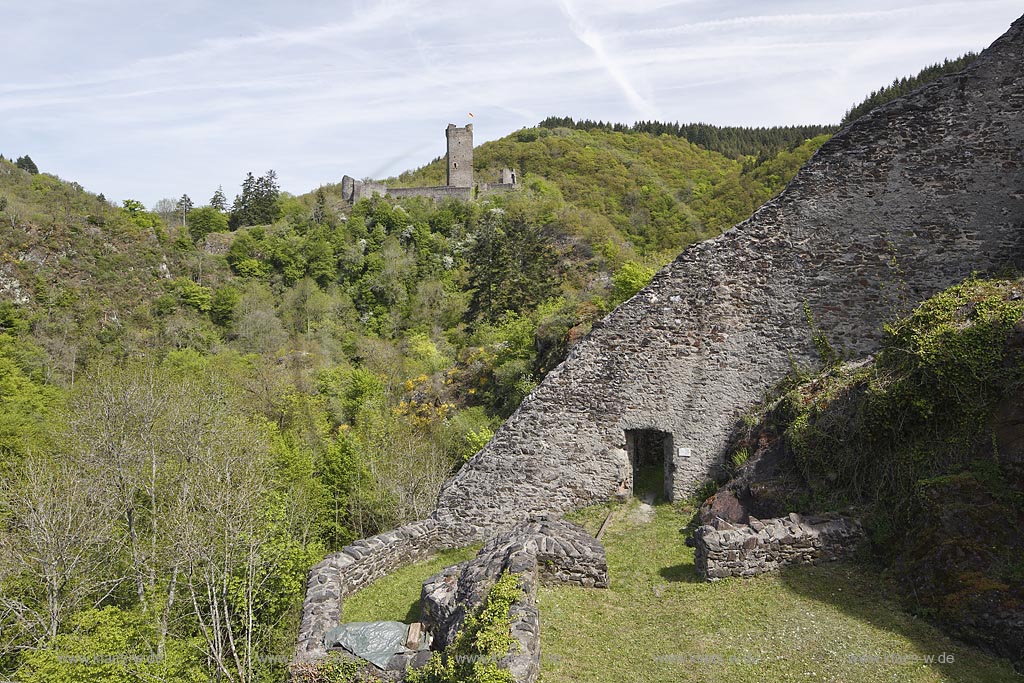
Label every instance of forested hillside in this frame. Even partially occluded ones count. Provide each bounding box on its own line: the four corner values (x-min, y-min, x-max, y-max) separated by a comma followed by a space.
0, 52, 980, 680
384, 124, 829, 254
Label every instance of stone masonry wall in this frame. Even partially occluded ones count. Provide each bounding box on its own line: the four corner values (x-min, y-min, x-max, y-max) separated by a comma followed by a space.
346, 180, 511, 203
384, 185, 473, 202
431, 15, 1024, 541
693, 514, 865, 580
419, 517, 607, 683
295, 519, 446, 661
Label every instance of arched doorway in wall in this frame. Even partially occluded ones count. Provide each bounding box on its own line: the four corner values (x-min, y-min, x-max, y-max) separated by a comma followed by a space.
624, 428, 673, 501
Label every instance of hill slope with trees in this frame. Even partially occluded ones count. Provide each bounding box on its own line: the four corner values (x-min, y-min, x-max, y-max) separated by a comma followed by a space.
0, 51, 994, 681
0, 124, 828, 680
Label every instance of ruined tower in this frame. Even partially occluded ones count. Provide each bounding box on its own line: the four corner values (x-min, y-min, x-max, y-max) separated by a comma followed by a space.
446, 123, 473, 188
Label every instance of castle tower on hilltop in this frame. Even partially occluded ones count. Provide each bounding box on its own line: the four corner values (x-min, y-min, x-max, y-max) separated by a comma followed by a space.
342, 122, 514, 203
446, 123, 473, 188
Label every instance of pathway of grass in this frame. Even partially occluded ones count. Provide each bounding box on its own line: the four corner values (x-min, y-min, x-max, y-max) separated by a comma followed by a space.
540, 499, 1018, 683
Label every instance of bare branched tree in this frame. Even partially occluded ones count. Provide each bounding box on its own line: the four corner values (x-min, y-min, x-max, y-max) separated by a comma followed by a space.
0, 455, 127, 649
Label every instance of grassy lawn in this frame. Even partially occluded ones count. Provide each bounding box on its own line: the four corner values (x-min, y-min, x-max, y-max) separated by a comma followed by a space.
540, 499, 1019, 683
341, 546, 479, 623
334, 500, 1017, 682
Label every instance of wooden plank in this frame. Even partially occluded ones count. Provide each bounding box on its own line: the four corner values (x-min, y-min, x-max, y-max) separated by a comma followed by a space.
596, 509, 615, 540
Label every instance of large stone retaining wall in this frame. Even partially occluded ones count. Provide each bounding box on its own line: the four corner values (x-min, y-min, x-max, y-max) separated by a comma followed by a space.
296, 519, 446, 661
693, 514, 865, 580
431, 15, 1024, 540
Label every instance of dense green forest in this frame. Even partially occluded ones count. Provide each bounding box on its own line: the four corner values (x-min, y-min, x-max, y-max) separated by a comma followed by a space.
0, 54, 979, 681
384, 125, 829, 255
535, 117, 836, 159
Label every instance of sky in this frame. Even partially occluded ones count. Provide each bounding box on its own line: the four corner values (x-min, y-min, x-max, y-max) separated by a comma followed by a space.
1, 1, 1021, 207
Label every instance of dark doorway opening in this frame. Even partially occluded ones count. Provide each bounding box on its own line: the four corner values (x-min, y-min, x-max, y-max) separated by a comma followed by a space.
625, 429, 672, 501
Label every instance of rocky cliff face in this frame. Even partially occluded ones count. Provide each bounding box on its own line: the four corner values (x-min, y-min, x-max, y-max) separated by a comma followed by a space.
432, 15, 1024, 541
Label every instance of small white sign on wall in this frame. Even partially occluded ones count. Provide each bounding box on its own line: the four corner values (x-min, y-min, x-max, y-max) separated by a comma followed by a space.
677, 447, 692, 459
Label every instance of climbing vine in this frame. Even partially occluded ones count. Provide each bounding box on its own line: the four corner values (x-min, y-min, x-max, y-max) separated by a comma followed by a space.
783, 277, 1024, 521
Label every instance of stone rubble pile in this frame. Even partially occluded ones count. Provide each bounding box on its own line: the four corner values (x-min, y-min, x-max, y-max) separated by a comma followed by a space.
420, 516, 608, 683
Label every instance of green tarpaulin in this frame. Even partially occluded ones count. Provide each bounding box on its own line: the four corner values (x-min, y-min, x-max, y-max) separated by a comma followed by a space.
323, 621, 410, 669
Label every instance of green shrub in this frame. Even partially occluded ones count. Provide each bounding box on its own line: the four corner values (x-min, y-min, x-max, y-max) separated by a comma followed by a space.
288, 652, 363, 683
406, 571, 523, 683
186, 205, 229, 242
783, 277, 1024, 517
171, 278, 213, 313
610, 261, 655, 305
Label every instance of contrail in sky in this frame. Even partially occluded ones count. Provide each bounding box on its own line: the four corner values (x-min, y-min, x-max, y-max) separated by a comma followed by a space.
555, 0, 659, 118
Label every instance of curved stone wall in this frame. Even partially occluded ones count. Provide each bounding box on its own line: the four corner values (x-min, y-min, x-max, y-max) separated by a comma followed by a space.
295, 519, 446, 661
420, 517, 608, 683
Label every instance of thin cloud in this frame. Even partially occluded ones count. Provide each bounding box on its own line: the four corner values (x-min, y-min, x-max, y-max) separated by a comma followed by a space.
1, 0, 1019, 205
555, 0, 660, 119
608, 1, 1015, 39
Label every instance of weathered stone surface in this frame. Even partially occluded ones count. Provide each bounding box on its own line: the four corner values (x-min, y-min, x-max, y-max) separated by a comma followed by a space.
699, 488, 749, 525
430, 16, 1024, 541
421, 516, 608, 652
295, 518, 445, 661
420, 563, 463, 648
419, 517, 606, 683
693, 514, 864, 580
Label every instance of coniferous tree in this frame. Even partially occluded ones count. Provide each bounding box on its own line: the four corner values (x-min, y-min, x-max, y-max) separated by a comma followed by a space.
467, 209, 558, 322
209, 186, 227, 212
312, 187, 328, 225
15, 155, 38, 174
228, 170, 280, 230
176, 194, 193, 228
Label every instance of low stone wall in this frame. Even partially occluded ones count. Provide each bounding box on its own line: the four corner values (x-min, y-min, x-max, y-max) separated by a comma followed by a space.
479, 182, 517, 195
296, 519, 446, 661
383, 185, 473, 202
693, 513, 864, 581
420, 516, 608, 683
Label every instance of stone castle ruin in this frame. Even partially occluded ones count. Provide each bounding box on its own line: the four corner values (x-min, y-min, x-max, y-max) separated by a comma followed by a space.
340, 123, 517, 203
433, 15, 1024, 538
298, 14, 1024, 671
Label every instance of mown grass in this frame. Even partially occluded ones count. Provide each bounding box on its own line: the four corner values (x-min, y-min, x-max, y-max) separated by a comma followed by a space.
335, 500, 1017, 682
542, 499, 1019, 683
341, 546, 479, 623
